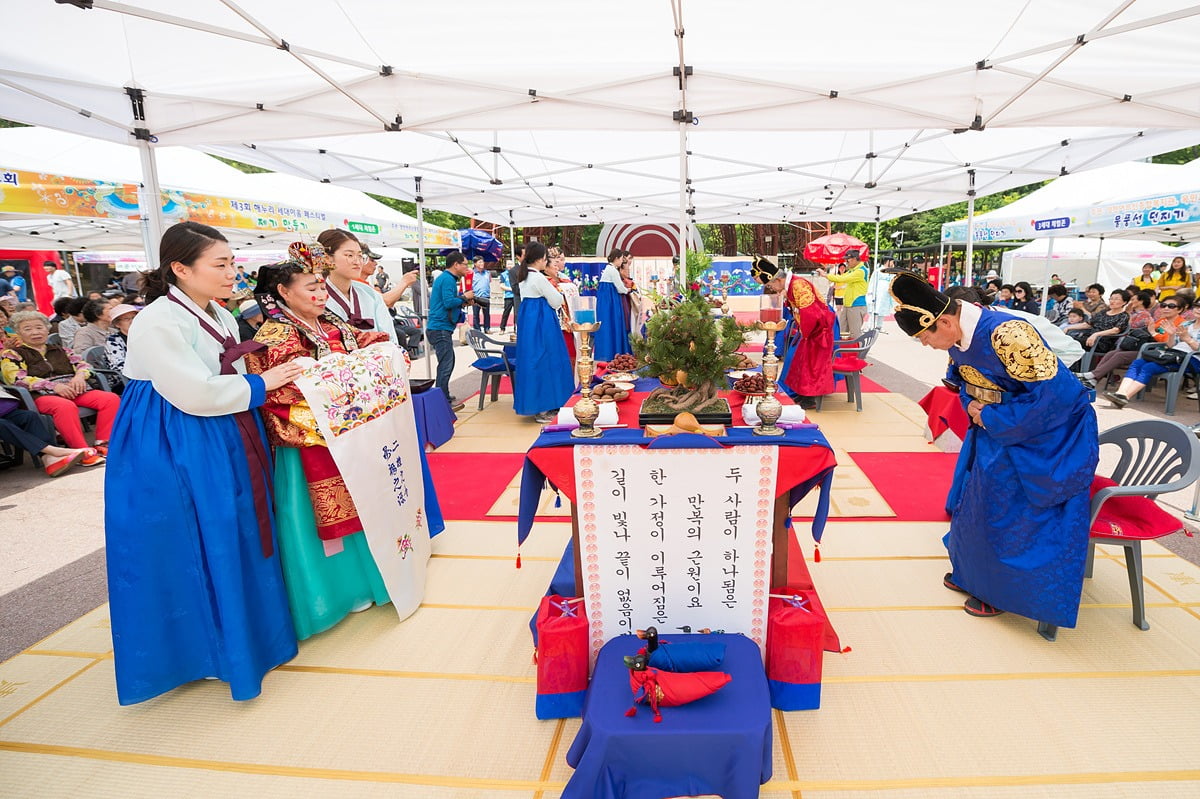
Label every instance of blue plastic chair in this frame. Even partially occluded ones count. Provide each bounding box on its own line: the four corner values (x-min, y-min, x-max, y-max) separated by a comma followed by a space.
467, 329, 516, 410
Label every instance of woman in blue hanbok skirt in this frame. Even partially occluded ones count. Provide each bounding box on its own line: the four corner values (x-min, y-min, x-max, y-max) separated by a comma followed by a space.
104, 222, 299, 705
514, 242, 575, 422
593, 251, 631, 361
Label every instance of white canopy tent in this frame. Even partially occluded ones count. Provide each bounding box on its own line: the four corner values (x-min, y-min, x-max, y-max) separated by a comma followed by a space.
998, 237, 1186, 288
3, 0, 1200, 278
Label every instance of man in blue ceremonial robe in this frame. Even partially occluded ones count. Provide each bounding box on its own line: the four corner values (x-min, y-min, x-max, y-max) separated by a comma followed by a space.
891, 271, 1098, 635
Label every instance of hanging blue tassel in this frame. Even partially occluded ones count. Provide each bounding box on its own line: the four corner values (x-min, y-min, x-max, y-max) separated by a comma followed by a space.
784, 516, 793, 529
554, 491, 562, 508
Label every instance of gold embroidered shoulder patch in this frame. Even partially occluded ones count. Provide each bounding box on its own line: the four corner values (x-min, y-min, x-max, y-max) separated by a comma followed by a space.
789, 277, 816, 309
254, 320, 293, 347
990, 319, 1058, 381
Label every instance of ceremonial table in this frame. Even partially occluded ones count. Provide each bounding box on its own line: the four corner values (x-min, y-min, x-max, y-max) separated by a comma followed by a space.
562, 632, 771, 799
518, 382, 837, 595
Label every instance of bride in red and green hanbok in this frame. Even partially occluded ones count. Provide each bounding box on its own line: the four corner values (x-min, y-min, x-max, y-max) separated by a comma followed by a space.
245, 255, 396, 640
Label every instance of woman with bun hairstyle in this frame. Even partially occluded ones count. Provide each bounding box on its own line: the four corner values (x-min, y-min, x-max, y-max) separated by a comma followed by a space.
245, 245, 397, 638
104, 221, 299, 706
514, 242, 574, 424
317, 228, 397, 344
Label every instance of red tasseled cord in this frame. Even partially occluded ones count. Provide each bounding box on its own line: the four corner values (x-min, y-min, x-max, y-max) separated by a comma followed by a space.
813, 543, 822, 563
516, 550, 522, 569
625, 707, 637, 717
653, 713, 662, 723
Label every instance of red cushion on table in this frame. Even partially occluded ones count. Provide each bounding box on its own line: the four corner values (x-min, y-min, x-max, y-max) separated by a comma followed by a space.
832, 356, 869, 373
1089, 475, 1186, 540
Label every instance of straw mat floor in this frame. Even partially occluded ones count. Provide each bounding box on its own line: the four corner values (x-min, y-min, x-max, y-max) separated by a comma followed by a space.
3, 386, 1200, 798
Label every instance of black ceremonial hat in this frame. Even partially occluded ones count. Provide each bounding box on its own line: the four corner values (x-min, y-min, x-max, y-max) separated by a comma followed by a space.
751, 258, 780, 285
887, 269, 953, 337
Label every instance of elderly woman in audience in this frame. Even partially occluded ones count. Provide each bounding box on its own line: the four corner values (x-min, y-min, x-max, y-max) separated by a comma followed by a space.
72, 298, 114, 353
101, 304, 140, 392
1078, 290, 1156, 389
1103, 295, 1199, 407
0, 310, 117, 460
1066, 289, 1129, 355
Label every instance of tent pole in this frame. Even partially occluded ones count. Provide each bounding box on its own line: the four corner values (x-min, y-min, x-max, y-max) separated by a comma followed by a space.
136, 138, 165, 268
938, 242, 946, 285
963, 169, 976, 289
871, 208, 881, 328
673, 0, 688, 286
1040, 236, 1056, 316
1095, 236, 1105, 287
415, 176, 432, 380
677, 121, 688, 285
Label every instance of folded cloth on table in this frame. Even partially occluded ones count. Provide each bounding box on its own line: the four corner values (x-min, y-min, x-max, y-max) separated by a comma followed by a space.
740, 402, 806, 426
555, 403, 620, 427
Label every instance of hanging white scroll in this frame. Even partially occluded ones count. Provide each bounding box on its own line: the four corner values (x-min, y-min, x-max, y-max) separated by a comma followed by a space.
294, 343, 430, 621
574, 444, 778, 664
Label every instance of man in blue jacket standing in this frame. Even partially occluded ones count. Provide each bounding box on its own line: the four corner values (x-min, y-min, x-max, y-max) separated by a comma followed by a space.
429, 251, 473, 411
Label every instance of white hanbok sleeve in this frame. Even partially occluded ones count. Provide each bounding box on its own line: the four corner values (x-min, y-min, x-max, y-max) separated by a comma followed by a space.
126, 310, 261, 417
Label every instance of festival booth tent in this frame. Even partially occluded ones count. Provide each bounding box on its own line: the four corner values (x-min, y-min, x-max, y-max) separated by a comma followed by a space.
0, 127, 460, 253
998, 237, 1186, 289
941, 158, 1200, 246
3, 1, 1200, 275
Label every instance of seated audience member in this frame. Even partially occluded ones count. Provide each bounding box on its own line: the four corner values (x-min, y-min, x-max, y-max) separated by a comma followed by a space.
1044, 284, 1073, 326
1010, 281, 1040, 314
1103, 295, 1198, 408
71, 299, 114, 353
48, 296, 73, 333
237, 299, 264, 342
0, 311, 118, 460
103, 304, 140, 390
1076, 283, 1106, 315
0, 303, 13, 343
1067, 289, 1129, 354
992, 284, 1015, 308
1078, 293, 1156, 389
1127, 290, 1155, 331
55, 297, 87, 344
981, 278, 1002, 303
1062, 307, 1089, 334
0, 386, 93, 476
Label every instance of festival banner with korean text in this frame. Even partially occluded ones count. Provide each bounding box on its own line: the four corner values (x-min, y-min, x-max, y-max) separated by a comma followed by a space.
574, 445, 778, 665
293, 343, 430, 620
0, 166, 460, 248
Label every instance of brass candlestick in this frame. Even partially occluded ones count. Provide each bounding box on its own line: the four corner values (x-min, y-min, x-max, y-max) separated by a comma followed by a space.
754, 320, 787, 436
571, 321, 603, 438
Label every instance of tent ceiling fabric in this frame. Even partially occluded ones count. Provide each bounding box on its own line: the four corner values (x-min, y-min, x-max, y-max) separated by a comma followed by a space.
5, 1, 1200, 140
2, 1, 1200, 226
203, 127, 1200, 227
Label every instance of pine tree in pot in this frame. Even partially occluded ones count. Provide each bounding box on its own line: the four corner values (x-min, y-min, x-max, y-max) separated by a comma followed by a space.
631, 295, 748, 413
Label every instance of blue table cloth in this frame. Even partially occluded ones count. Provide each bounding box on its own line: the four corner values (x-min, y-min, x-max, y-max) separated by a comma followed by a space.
411, 387, 452, 537
412, 386, 457, 450
563, 632, 772, 799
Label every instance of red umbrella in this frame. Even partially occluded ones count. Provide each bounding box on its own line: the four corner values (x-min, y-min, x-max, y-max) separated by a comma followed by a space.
803, 233, 870, 264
